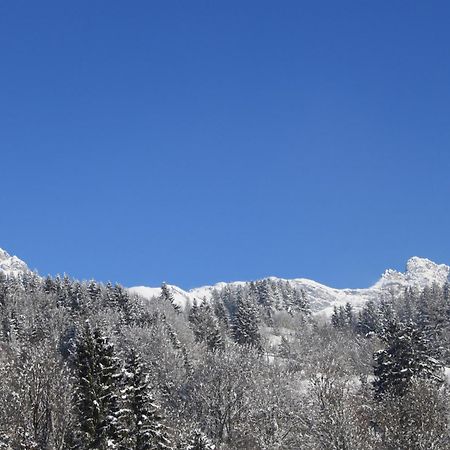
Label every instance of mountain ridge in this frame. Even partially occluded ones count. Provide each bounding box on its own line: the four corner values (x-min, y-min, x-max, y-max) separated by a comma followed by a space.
130, 256, 450, 315
1, 247, 448, 315
0, 248, 29, 277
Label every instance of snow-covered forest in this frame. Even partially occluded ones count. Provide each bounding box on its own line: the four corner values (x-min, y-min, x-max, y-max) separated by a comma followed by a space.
0, 265, 449, 449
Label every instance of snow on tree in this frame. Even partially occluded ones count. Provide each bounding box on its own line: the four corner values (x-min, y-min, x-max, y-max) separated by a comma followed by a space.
373, 321, 443, 398
231, 290, 263, 352
73, 322, 122, 449
160, 283, 181, 314
189, 300, 224, 352
184, 429, 215, 450
118, 349, 172, 450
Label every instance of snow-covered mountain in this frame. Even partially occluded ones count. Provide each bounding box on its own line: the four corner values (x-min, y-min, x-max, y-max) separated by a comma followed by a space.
1, 247, 448, 316
129, 257, 450, 315
0, 248, 29, 277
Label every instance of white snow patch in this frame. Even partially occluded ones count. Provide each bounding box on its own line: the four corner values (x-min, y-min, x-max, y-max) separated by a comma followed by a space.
129, 257, 450, 316
0, 248, 29, 277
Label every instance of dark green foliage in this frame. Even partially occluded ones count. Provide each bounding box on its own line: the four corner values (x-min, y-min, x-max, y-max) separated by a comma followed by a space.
331, 302, 355, 331
373, 321, 443, 398
119, 349, 172, 450
231, 291, 262, 352
188, 300, 224, 352
356, 300, 379, 335
73, 322, 121, 449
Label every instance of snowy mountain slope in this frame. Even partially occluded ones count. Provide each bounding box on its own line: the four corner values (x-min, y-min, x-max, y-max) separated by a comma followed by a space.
129, 257, 450, 315
129, 281, 249, 311
1, 247, 448, 316
0, 248, 29, 277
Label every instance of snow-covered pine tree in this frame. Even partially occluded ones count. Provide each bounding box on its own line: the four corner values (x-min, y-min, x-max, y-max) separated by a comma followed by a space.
211, 292, 230, 332
188, 298, 200, 329
344, 302, 355, 328
70, 281, 86, 312
73, 322, 122, 449
119, 349, 172, 450
331, 306, 346, 329
103, 281, 116, 309
184, 429, 215, 450
113, 283, 141, 326
417, 284, 447, 353
42, 275, 57, 294
356, 299, 379, 336
161, 315, 194, 377
331, 304, 355, 330
231, 291, 262, 352
256, 279, 274, 322
113, 284, 129, 310
160, 283, 181, 314
377, 298, 396, 335
87, 280, 102, 305
189, 300, 224, 352
291, 288, 310, 315
373, 321, 443, 398
199, 300, 224, 352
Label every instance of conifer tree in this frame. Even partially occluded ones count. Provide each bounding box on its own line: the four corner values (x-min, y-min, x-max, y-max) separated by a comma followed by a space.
160, 283, 181, 313
292, 288, 310, 315
42, 275, 56, 294
73, 322, 121, 449
70, 282, 86, 312
119, 350, 172, 450
189, 300, 224, 352
103, 282, 116, 308
344, 302, 355, 328
373, 321, 443, 398
231, 292, 262, 352
331, 306, 347, 329
188, 299, 200, 329
357, 299, 379, 336
211, 293, 230, 332
185, 429, 215, 450
87, 280, 102, 305
377, 298, 396, 334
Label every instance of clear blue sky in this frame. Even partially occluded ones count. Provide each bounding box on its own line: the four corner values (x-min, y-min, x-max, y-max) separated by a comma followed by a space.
1, 1, 450, 289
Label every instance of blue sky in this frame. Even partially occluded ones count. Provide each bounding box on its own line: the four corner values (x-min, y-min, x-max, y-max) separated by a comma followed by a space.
1, 1, 450, 289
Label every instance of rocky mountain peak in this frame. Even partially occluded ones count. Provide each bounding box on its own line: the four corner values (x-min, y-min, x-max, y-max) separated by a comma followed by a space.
0, 248, 30, 277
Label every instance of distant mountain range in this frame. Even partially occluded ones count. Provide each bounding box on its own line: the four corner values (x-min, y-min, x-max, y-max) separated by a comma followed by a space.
2, 247, 449, 315
130, 256, 450, 315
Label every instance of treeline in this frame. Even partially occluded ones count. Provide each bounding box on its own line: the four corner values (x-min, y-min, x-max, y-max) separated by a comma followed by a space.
0, 272, 448, 449
332, 282, 450, 363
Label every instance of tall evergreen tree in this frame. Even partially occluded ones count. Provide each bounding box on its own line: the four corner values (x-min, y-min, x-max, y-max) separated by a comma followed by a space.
160, 283, 181, 313
119, 350, 172, 450
211, 293, 230, 332
373, 321, 443, 398
231, 292, 262, 352
357, 299, 379, 335
189, 300, 224, 352
73, 323, 121, 449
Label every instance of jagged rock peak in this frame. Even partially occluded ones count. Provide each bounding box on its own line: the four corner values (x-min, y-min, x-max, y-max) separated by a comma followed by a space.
0, 247, 30, 277
379, 256, 449, 288
405, 256, 450, 285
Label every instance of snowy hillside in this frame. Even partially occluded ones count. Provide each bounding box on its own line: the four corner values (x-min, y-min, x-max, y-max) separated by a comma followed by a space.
129, 257, 450, 315
1, 247, 448, 316
0, 248, 29, 277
